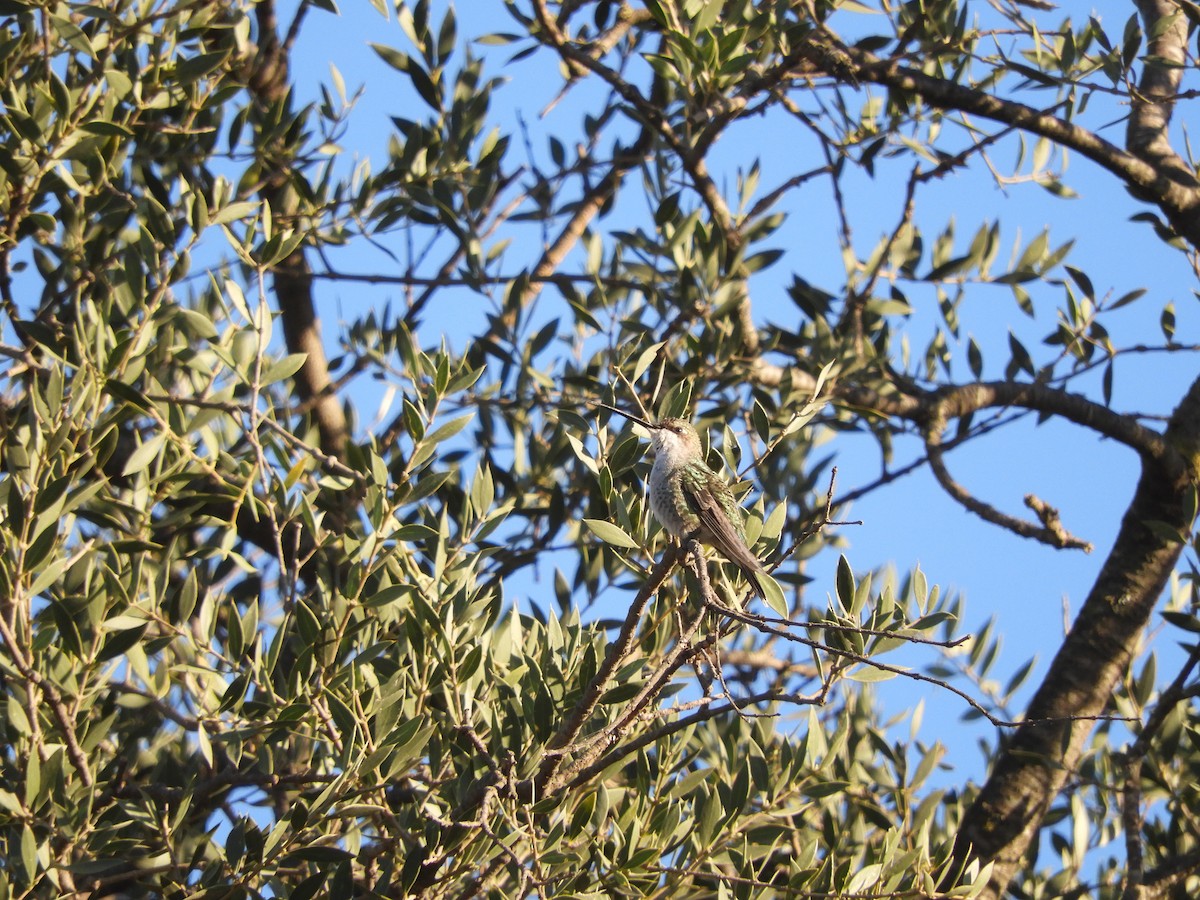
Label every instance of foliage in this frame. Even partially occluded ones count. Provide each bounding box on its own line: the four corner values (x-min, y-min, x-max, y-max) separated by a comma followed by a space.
0, 0, 1197, 897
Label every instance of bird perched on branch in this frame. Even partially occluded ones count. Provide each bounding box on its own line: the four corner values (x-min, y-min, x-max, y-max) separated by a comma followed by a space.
597, 403, 773, 602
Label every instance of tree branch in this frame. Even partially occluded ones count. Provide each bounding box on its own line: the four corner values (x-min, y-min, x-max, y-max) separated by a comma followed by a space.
1119, 643, 1200, 900
1127, 1, 1195, 187
755, 358, 1174, 469
541, 549, 677, 761
821, 30, 1200, 242
249, 0, 349, 463
950, 374, 1200, 898
0, 613, 92, 787
924, 422, 1093, 551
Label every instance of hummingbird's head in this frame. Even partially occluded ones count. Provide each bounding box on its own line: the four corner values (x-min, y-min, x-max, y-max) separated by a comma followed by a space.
648, 417, 702, 467
591, 402, 702, 466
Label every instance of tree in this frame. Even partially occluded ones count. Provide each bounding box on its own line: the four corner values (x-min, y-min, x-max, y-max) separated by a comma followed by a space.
0, 0, 1196, 896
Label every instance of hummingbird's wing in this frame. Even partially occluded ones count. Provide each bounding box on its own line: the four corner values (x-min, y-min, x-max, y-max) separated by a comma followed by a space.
681, 469, 767, 599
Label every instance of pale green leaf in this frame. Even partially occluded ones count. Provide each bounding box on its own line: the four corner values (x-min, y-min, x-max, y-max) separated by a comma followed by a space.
121, 432, 166, 476
583, 518, 640, 549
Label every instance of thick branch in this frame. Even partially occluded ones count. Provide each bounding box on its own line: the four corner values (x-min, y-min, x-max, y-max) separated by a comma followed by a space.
564, 687, 821, 792
950, 375, 1200, 898
822, 33, 1200, 242
927, 382, 1173, 465
1, 646, 93, 787
273, 255, 348, 460
775, 365, 1172, 464
1127, 1, 1195, 186
249, 1, 349, 462
754, 352, 1179, 459
1141, 847, 1200, 898
474, 113, 653, 354
409, 549, 682, 892
541, 558, 713, 793
915, 379, 1175, 551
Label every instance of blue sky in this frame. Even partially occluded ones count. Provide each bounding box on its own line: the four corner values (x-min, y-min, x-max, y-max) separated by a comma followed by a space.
283, 0, 1197, 788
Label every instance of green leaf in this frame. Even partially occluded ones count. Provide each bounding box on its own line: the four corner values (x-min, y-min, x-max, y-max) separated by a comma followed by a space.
743, 249, 783, 273
758, 572, 789, 618
967, 337, 983, 379
51, 15, 95, 57
196, 723, 213, 767
261, 352, 308, 386
803, 780, 849, 799
176, 49, 232, 82
1007, 332, 1034, 377
847, 666, 899, 683
121, 432, 166, 476
759, 503, 787, 543
1162, 610, 1200, 633
363, 584, 415, 610
583, 518, 640, 550
7, 695, 30, 738
211, 201, 260, 226
21, 824, 37, 881
835, 555, 855, 611
105, 379, 154, 412
599, 682, 643, 704
80, 120, 134, 138
691, 0, 722, 30
436, 5, 457, 61
371, 43, 441, 110
644, 0, 672, 26
471, 464, 495, 514
395, 524, 439, 542
632, 341, 665, 383
926, 256, 972, 281
1110, 288, 1147, 310
475, 32, 522, 45
424, 413, 474, 446
1161, 302, 1176, 340
27, 557, 67, 598
281, 846, 355, 864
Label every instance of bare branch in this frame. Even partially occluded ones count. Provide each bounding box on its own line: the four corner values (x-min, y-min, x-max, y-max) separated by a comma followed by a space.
924, 429, 1092, 551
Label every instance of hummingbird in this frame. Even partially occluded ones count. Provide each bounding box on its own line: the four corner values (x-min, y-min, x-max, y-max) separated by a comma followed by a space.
597, 403, 771, 600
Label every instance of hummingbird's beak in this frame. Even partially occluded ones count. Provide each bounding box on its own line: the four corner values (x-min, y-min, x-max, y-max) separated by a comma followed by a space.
592, 401, 656, 431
